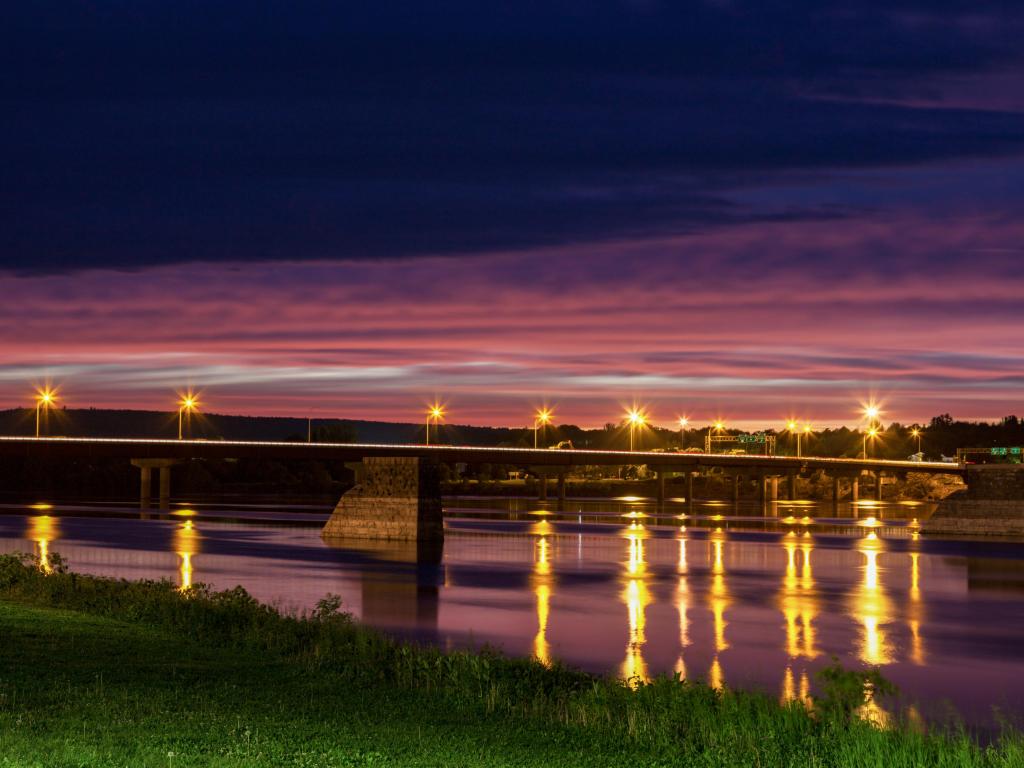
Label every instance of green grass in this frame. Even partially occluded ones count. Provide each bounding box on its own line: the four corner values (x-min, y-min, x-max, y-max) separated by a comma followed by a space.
0, 554, 1022, 767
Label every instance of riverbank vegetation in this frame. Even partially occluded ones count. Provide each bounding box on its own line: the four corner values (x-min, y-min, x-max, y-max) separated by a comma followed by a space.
1, 553, 1021, 767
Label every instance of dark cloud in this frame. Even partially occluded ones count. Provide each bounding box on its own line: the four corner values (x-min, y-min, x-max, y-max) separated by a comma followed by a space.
2, 1, 1023, 271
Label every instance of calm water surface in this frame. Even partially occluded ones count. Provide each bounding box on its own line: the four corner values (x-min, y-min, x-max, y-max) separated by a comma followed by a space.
3, 494, 1024, 730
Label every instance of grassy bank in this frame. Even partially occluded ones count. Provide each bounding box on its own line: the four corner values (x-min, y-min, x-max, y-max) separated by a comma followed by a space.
0, 555, 1020, 767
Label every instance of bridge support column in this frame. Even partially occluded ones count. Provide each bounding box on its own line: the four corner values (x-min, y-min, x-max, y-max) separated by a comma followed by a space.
875, 472, 884, 500
687, 472, 695, 506
131, 459, 180, 508
925, 466, 1024, 536
768, 476, 779, 502
732, 474, 740, 503
788, 474, 797, 501
322, 457, 443, 542
851, 477, 859, 502
832, 476, 841, 506
557, 473, 567, 502
139, 466, 152, 506
159, 466, 172, 507
656, 470, 666, 504
538, 475, 548, 501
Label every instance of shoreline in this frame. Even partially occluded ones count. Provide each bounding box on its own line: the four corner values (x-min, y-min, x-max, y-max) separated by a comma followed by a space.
1, 554, 1022, 766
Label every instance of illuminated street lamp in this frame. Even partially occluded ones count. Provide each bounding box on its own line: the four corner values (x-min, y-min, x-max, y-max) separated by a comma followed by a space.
863, 426, 879, 459
533, 408, 553, 449
426, 404, 445, 446
787, 421, 813, 458
626, 408, 648, 452
35, 388, 57, 438
911, 428, 922, 454
678, 416, 689, 450
862, 403, 882, 429
178, 393, 199, 440
786, 420, 799, 457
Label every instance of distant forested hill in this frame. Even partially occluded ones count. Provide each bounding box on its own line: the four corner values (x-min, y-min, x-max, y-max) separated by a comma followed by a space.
0, 407, 589, 447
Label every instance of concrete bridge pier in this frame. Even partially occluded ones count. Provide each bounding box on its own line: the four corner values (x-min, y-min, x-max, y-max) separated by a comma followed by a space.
131, 459, 179, 508
787, 474, 798, 501
732, 474, 741, 503
530, 466, 570, 502
654, 470, 666, 504
851, 476, 859, 502
832, 476, 841, 506
925, 466, 1024, 536
875, 472, 884, 501
322, 457, 443, 542
686, 472, 695, 506
761, 475, 780, 516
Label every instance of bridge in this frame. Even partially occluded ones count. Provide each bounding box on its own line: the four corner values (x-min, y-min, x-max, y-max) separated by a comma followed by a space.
0, 435, 960, 472
6, 435, 1020, 539
0, 434, 959, 505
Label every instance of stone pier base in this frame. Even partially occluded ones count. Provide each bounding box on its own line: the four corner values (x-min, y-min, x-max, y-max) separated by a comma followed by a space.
924, 466, 1024, 536
322, 457, 443, 541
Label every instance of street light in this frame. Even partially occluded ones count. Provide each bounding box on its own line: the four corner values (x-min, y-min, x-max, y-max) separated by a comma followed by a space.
786, 423, 802, 460
178, 394, 199, 440
803, 423, 813, 458
862, 403, 882, 429
863, 426, 879, 459
533, 408, 553, 449
705, 420, 726, 453
678, 416, 689, 450
911, 428, 922, 454
626, 408, 647, 452
426, 404, 445, 446
35, 388, 57, 438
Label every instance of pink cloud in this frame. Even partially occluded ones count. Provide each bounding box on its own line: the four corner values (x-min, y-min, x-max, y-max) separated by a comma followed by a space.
2, 212, 1022, 428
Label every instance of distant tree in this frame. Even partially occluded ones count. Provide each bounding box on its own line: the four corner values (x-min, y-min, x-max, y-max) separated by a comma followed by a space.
312, 423, 358, 443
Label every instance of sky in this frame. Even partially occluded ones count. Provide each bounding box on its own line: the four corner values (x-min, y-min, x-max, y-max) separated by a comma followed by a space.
2, 2, 1023, 429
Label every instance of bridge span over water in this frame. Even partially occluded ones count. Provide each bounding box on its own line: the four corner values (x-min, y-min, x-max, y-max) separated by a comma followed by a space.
0, 435, 960, 473
0, 435, 961, 506
6, 436, 1021, 539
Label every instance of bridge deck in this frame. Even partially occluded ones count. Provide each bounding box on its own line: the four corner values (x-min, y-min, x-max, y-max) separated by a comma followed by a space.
0, 436, 963, 475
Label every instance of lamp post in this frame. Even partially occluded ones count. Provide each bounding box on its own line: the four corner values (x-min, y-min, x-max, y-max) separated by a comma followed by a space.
862, 404, 881, 430
534, 408, 553, 449
35, 389, 57, 438
426, 404, 445, 446
860, 402, 883, 458
911, 428, 922, 454
626, 408, 647, 452
678, 416, 689, 450
707, 420, 725, 453
863, 427, 879, 459
787, 420, 800, 457
178, 394, 199, 440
